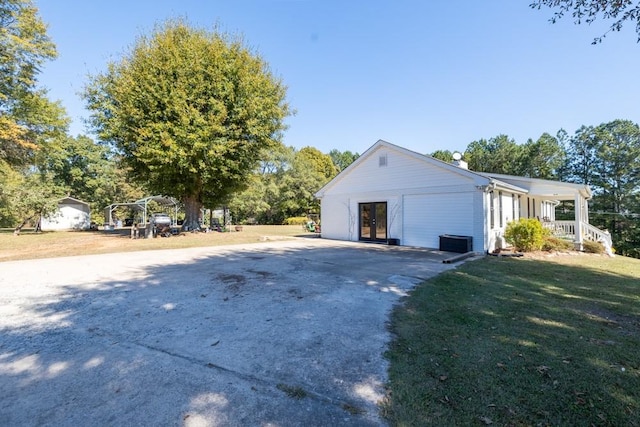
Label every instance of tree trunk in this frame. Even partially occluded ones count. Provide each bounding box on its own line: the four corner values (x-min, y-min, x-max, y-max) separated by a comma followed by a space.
13, 215, 35, 236
182, 195, 203, 231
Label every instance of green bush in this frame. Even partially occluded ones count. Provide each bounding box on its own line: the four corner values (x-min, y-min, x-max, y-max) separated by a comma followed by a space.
504, 218, 548, 252
542, 236, 574, 252
582, 240, 605, 254
283, 217, 309, 225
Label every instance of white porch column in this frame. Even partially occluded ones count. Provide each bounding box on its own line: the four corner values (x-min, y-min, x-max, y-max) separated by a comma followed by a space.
574, 193, 583, 250
583, 196, 589, 224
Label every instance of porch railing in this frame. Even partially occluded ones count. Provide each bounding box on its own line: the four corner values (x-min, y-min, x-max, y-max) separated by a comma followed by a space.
543, 220, 574, 238
542, 220, 612, 248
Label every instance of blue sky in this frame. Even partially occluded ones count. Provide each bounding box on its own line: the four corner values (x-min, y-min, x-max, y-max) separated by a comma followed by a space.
36, 1, 639, 155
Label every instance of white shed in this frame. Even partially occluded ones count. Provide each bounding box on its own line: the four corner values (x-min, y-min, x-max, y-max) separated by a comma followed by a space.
40, 197, 91, 231
315, 140, 608, 253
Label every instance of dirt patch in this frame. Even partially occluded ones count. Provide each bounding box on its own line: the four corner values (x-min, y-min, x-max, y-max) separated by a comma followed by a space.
520, 250, 605, 260
217, 273, 247, 293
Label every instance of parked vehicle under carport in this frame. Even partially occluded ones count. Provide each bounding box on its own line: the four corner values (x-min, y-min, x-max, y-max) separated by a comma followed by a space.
149, 213, 172, 237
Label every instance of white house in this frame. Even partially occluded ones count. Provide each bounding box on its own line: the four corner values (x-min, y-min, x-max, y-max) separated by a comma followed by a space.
315, 140, 610, 253
40, 197, 91, 231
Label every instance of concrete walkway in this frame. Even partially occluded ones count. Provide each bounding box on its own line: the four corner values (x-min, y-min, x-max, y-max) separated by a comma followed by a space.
0, 238, 463, 426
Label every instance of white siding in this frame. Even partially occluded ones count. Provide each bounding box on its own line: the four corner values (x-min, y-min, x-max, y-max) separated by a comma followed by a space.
41, 203, 91, 231
319, 196, 353, 241
326, 146, 473, 196
403, 192, 476, 250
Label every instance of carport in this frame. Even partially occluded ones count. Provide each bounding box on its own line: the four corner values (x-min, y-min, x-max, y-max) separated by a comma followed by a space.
104, 195, 179, 226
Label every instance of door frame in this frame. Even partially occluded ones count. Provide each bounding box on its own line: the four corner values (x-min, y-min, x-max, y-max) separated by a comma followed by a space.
358, 201, 388, 242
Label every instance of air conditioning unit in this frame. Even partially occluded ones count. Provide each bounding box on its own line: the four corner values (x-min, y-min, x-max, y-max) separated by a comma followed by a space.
439, 235, 473, 253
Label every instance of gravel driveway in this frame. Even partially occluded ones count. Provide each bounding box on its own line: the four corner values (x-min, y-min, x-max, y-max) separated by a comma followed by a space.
0, 238, 459, 426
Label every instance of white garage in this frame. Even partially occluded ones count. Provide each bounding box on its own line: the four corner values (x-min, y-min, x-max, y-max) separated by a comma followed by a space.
402, 192, 476, 248
315, 140, 602, 253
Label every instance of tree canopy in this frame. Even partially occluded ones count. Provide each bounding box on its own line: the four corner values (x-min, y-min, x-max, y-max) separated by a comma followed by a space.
519, 133, 566, 180
0, 0, 66, 167
329, 149, 360, 172
84, 20, 290, 229
0, 0, 72, 232
530, 0, 640, 43
465, 135, 523, 175
564, 120, 640, 256
229, 145, 335, 224
429, 149, 455, 162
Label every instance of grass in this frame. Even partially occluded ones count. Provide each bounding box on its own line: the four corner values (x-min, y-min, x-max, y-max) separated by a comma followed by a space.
276, 383, 308, 399
0, 225, 312, 261
382, 254, 640, 426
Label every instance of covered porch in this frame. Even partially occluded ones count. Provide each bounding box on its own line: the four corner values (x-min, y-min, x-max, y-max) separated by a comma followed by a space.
488, 174, 612, 251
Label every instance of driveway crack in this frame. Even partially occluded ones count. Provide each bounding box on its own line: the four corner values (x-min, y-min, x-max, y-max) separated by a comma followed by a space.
128, 340, 371, 418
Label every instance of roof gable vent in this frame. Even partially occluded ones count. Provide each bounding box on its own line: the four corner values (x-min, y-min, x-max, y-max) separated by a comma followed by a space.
379, 154, 387, 167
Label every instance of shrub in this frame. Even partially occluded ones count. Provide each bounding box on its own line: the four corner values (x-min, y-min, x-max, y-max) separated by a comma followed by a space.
582, 240, 605, 254
504, 218, 547, 252
283, 217, 308, 225
542, 236, 574, 252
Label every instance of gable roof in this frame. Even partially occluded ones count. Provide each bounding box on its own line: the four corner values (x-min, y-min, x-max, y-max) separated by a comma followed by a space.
58, 197, 90, 206
315, 139, 528, 197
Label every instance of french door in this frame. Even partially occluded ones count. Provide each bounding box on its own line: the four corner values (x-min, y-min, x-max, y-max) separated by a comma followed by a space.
359, 202, 387, 242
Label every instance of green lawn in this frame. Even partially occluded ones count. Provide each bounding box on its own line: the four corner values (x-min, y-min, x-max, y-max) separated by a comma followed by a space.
383, 254, 640, 426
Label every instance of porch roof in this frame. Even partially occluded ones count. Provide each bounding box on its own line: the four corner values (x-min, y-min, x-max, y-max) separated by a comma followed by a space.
480, 173, 592, 200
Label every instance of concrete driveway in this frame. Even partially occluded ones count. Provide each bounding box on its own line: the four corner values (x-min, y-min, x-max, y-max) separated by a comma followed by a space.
0, 238, 462, 426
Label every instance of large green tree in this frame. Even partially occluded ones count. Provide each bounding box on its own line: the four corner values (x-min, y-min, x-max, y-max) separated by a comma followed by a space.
276, 147, 335, 220
84, 20, 290, 230
229, 145, 336, 224
0, 0, 66, 167
530, 0, 640, 43
465, 135, 523, 174
519, 132, 566, 179
565, 125, 599, 185
228, 144, 292, 224
0, 0, 70, 233
565, 120, 640, 257
42, 135, 142, 216
590, 120, 640, 256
